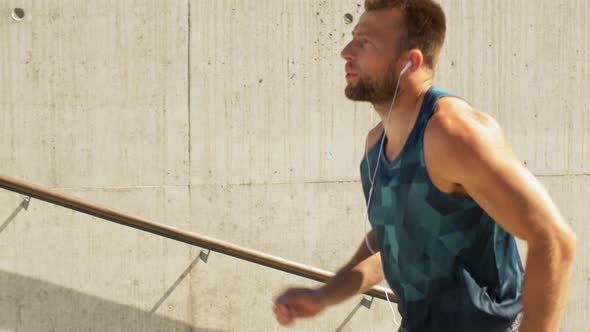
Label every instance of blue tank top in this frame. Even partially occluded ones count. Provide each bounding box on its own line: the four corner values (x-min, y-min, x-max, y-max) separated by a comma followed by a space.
360, 86, 523, 332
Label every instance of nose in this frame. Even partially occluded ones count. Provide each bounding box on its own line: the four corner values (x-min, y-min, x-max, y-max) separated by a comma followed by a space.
340, 41, 355, 61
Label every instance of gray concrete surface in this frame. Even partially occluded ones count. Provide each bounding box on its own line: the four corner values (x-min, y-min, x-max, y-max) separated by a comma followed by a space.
1, 0, 588, 331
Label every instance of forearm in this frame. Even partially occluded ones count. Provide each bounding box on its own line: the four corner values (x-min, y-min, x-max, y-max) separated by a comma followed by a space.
319, 253, 384, 306
318, 233, 384, 306
519, 234, 577, 332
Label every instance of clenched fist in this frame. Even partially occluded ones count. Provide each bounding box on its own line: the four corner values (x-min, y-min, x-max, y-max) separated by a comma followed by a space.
272, 287, 328, 326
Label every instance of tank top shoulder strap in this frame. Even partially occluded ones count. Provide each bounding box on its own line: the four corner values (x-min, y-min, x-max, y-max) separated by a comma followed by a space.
413, 86, 456, 137
420, 86, 455, 122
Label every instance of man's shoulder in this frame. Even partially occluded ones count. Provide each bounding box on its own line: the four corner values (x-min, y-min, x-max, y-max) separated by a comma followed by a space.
425, 95, 509, 182
364, 122, 384, 155
428, 96, 502, 144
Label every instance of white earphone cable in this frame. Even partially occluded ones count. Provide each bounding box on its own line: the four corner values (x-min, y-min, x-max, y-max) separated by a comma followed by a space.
362, 68, 405, 328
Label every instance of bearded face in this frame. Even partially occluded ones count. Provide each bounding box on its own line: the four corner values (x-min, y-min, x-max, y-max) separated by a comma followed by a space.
344, 61, 399, 104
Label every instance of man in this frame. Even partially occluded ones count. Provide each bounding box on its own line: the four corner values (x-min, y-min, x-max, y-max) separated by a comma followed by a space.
273, 1, 577, 331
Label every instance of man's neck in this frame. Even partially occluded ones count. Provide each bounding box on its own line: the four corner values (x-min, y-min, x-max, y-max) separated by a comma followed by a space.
372, 79, 433, 145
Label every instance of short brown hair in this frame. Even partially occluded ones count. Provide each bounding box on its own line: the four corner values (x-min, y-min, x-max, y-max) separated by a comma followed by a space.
365, 0, 446, 70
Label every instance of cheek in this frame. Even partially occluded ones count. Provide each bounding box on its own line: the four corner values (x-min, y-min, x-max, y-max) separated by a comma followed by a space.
361, 65, 387, 84
359, 55, 390, 79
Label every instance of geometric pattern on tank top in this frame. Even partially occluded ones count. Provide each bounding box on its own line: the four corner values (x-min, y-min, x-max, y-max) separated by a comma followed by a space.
360, 86, 523, 332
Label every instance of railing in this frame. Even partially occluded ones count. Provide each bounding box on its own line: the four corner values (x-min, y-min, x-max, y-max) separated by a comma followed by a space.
0, 175, 396, 302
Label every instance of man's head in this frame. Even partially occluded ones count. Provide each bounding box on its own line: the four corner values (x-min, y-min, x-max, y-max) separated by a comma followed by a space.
341, 0, 446, 104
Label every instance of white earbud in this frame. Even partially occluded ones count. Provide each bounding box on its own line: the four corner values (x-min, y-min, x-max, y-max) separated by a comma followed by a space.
400, 60, 412, 77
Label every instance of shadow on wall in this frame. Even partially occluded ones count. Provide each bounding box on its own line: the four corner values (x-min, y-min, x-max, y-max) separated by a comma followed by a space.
0, 270, 224, 332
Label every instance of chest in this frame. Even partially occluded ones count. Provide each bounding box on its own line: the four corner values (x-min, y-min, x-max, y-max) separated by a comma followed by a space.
381, 131, 470, 200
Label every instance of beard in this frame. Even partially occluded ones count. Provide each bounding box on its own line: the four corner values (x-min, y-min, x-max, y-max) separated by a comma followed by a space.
344, 62, 399, 104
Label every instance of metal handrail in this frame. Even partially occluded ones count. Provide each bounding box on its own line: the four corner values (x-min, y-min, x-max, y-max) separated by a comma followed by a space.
0, 175, 396, 302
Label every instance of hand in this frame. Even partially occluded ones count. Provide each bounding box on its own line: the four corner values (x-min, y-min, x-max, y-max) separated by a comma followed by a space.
273, 287, 328, 326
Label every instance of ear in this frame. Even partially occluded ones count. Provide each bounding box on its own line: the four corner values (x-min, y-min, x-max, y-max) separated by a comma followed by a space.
406, 49, 424, 69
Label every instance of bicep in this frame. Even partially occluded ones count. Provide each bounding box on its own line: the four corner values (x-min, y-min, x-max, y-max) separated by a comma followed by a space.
428, 110, 570, 245
462, 147, 563, 242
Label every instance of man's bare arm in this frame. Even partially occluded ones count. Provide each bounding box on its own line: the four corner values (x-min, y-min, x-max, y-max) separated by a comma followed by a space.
273, 232, 384, 326
274, 127, 388, 326
319, 122, 387, 305
319, 231, 384, 306
425, 101, 577, 332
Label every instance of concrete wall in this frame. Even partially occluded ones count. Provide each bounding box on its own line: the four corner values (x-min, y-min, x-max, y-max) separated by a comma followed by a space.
1, 1, 588, 331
